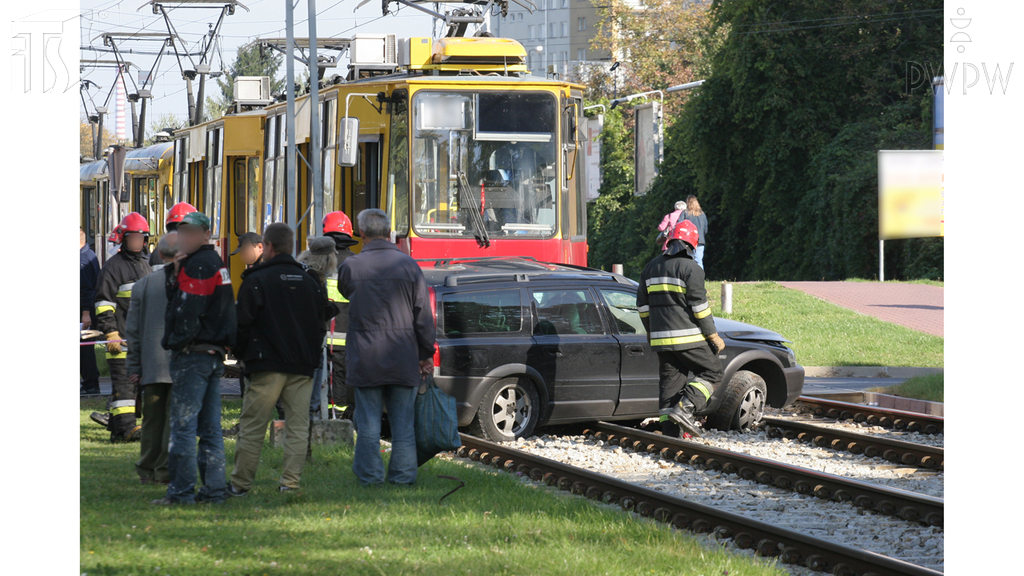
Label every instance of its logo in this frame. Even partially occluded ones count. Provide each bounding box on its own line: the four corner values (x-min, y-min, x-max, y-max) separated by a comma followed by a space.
218, 268, 231, 285
950, 8, 971, 54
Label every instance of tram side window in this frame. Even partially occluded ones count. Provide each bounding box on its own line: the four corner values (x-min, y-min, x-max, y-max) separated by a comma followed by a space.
247, 158, 259, 234
204, 127, 223, 236
174, 137, 189, 204
350, 140, 381, 232
322, 98, 336, 214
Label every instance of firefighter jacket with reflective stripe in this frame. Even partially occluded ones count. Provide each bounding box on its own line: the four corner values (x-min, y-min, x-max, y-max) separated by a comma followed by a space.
162, 244, 237, 352
637, 251, 717, 352
327, 246, 356, 348
94, 246, 152, 342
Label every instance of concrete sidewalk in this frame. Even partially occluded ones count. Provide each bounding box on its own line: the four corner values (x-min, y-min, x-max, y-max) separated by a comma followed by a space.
777, 281, 943, 337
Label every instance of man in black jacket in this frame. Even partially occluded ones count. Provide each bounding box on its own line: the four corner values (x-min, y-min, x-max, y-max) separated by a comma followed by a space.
228, 223, 333, 496
155, 211, 236, 505
80, 227, 102, 395
339, 209, 435, 486
93, 213, 152, 442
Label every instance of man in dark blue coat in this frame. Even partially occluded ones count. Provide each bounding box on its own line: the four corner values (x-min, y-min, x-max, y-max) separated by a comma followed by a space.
338, 209, 436, 485
80, 227, 101, 395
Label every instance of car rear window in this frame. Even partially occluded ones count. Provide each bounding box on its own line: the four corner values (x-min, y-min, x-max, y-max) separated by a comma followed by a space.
442, 289, 523, 335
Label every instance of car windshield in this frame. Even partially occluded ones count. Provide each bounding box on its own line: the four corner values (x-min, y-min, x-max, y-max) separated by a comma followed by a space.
411, 90, 558, 239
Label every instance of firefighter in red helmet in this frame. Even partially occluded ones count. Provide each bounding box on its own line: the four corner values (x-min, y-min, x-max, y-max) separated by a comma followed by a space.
92, 212, 153, 442
637, 220, 725, 438
148, 202, 196, 266
322, 211, 357, 418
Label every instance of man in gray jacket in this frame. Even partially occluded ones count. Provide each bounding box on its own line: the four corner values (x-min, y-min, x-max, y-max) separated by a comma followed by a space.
126, 232, 177, 484
338, 209, 435, 485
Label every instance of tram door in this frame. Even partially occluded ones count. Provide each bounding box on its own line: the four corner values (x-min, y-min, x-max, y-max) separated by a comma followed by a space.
227, 156, 261, 294
81, 186, 98, 251
345, 136, 382, 242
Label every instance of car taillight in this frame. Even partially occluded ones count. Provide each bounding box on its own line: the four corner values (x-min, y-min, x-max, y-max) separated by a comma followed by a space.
429, 287, 440, 368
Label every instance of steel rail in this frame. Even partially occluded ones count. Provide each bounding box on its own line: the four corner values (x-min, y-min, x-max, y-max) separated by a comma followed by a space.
795, 396, 944, 434
588, 422, 943, 527
456, 433, 942, 576
760, 417, 944, 470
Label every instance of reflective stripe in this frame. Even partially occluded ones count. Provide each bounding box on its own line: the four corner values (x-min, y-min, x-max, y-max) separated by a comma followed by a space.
116, 282, 135, 298
650, 328, 702, 339
110, 400, 135, 409
648, 284, 686, 294
328, 404, 348, 411
325, 277, 348, 303
650, 334, 706, 347
105, 351, 128, 360
645, 276, 685, 287
110, 405, 136, 416
694, 307, 712, 319
639, 312, 649, 318
688, 380, 712, 401
329, 337, 346, 347
96, 301, 116, 314
692, 301, 709, 313
637, 305, 649, 314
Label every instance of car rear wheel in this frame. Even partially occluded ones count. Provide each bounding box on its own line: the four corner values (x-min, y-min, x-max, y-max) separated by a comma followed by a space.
468, 377, 540, 442
706, 370, 767, 432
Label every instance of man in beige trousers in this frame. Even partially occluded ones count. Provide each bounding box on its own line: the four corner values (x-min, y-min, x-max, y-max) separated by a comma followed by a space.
227, 223, 335, 496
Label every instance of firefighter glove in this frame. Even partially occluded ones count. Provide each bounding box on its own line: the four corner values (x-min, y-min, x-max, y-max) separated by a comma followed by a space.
105, 331, 122, 355
707, 332, 725, 354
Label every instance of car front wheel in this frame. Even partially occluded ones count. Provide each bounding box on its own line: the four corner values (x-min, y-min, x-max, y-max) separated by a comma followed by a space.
706, 370, 767, 432
468, 377, 540, 442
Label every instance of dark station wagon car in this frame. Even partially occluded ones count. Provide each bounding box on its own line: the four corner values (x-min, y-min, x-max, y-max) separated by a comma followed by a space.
419, 258, 805, 442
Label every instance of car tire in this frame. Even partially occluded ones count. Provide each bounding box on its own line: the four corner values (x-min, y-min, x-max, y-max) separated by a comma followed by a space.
468, 377, 540, 442
705, 370, 767, 432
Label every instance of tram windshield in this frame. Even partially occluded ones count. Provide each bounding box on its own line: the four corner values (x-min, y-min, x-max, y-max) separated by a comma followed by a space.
410, 90, 558, 239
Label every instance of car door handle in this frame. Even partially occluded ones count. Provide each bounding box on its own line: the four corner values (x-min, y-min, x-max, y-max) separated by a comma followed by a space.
543, 347, 563, 357
627, 345, 645, 356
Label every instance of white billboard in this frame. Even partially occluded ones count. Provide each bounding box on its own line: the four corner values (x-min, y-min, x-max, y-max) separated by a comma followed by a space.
584, 114, 603, 201
878, 150, 944, 239
634, 101, 662, 196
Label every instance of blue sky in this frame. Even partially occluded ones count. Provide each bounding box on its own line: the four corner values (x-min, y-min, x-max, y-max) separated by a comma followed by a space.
79, 0, 445, 129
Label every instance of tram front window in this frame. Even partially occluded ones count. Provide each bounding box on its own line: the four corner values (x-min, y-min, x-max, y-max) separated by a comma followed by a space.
411, 91, 558, 239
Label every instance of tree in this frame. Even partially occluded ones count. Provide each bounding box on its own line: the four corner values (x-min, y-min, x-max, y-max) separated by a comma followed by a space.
143, 112, 186, 146
80, 119, 115, 158
204, 42, 286, 122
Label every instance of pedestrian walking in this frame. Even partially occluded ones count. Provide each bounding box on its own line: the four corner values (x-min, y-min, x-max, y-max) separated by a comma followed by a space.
156, 211, 235, 505
80, 227, 102, 396
149, 202, 196, 266
125, 232, 177, 485
338, 209, 436, 486
228, 223, 333, 496
657, 201, 686, 252
637, 220, 725, 438
681, 195, 708, 269
92, 213, 152, 442
322, 211, 358, 418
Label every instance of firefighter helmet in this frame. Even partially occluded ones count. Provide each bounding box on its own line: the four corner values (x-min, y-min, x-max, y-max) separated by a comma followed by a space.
323, 211, 353, 237
166, 202, 197, 228
666, 219, 699, 255
108, 212, 150, 244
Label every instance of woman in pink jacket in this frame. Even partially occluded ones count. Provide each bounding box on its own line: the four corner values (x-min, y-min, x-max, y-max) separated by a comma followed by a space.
657, 201, 686, 251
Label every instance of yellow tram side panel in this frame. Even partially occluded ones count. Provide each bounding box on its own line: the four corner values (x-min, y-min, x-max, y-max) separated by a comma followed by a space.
123, 143, 174, 254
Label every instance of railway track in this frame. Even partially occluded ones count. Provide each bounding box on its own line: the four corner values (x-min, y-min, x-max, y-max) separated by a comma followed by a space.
794, 397, 943, 435
456, 433, 942, 576
758, 417, 944, 470
587, 422, 943, 527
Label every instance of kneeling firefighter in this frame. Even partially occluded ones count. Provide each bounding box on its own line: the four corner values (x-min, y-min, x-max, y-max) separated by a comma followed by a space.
637, 220, 726, 437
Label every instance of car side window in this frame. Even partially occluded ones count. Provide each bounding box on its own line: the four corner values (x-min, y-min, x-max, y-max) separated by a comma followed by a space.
442, 289, 523, 335
599, 289, 647, 335
531, 288, 604, 335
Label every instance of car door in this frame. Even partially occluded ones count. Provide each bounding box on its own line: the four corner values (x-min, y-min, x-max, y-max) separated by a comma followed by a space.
528, 285, 620, 422
597, 287, 661, 416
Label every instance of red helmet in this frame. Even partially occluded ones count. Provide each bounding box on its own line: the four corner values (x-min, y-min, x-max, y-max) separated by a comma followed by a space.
166, 202, 197, 228
109, 212, 150, 244
323, 211, 353, 237
668, 220, 699, 250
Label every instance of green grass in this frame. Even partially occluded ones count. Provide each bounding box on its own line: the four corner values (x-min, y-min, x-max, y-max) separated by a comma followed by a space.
843, 278, 944, 287
80, 398, 786, 576
705, 282, 943, 368
869, 373, 944, 403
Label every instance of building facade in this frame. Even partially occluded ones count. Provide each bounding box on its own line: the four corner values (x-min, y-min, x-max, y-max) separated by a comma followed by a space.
489, 0, 612, 77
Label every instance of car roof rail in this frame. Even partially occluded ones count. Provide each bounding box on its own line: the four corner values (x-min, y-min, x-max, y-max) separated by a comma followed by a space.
441, 270, 626, 287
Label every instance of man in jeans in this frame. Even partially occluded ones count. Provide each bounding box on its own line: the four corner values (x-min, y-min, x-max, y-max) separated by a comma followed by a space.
338, 209, 436, 485
156, 212, 236, 505
228, 223, 333, 496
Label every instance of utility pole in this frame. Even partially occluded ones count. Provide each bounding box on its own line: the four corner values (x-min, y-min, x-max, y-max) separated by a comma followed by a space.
309, 0, 323, 236
285, 1, 298, 231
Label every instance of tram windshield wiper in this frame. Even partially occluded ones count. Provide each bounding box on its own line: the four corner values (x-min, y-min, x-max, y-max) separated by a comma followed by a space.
457, 171, 491, 248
